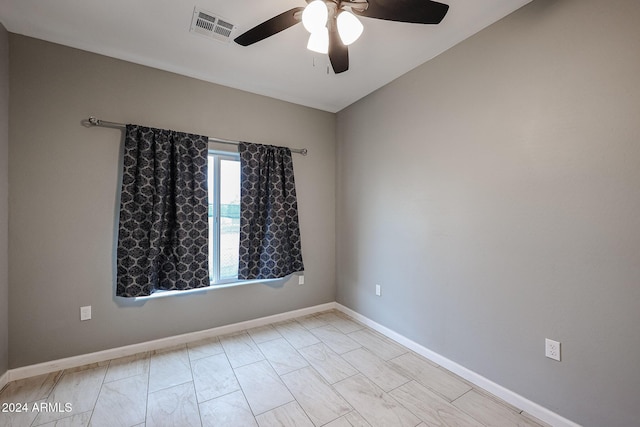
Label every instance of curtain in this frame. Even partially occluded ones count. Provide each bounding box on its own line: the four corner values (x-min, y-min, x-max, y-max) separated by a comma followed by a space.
238, 142, 304, 280
117, 125, 209, 297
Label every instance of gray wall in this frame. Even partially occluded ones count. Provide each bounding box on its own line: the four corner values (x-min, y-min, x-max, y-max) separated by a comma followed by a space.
336, 1, 640, 426
0, 23, 9, 378
8, 35, 336, 368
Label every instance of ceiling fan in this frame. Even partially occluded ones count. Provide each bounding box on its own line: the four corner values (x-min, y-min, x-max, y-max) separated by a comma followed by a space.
234, 0, 449, 74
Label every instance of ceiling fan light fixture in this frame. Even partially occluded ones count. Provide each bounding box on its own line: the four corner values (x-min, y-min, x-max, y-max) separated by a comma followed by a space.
307, 27, 329, 54
337, 11, 363, 46
234, 0, 450, 75
302, 0, 328, 34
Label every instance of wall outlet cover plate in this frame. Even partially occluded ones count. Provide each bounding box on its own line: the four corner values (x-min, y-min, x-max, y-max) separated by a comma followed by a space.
545, 338, 561, 361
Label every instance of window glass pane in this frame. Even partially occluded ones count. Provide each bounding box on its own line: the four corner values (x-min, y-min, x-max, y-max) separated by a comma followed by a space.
207, 156, 215, 281
219, 159, 240, 280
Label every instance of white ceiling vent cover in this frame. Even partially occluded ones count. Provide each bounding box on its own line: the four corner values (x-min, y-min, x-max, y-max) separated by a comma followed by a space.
190, 7, 235, 42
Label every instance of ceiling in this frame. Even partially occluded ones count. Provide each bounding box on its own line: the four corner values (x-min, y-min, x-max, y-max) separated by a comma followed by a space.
0, 0, 531, 112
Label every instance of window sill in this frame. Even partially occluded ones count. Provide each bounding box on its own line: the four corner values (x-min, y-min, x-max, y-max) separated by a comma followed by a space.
117, 277, 287, 302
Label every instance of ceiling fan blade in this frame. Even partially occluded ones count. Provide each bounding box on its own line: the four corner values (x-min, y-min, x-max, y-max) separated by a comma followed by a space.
328, 22, 349, 74
354, 0, 449, 24
234, 7, 304, 46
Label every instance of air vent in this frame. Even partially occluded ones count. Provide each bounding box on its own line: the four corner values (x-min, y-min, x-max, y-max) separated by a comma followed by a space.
190, 7, 235, 42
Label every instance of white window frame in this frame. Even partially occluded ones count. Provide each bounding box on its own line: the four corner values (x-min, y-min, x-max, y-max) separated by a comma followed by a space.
208, 150, 241, 285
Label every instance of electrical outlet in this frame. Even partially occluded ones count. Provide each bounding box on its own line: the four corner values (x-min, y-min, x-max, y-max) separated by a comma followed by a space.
545, 338, 561, 361
80, 306, 92, 321
375, 284, 381, 296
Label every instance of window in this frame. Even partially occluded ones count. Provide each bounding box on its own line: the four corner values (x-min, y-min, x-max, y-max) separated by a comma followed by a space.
208, 151, 241, 284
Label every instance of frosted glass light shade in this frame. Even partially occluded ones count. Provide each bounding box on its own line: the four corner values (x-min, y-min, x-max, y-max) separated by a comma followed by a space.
337, 11, 363, 45
302, 1, 328, 33
307, 27, 329, 54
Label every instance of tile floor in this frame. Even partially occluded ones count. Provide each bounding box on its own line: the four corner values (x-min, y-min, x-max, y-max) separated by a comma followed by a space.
0, 310, 549, 427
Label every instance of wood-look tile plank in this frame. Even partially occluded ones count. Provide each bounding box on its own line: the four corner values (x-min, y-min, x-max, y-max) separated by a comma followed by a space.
199, 390, 257, 427
255, 401, 314, 427
33, 366, 106, 425
472, 386, 523, 415
38, 411, 92, 426
281, 366, 352, 426
347, 329, 407, 360
333, 374, 421, 427
257, 338, 308, 375
390, 381, 483, 427
323, 417, 355, 427
0, 371, 61, 404
187, 337, 224, 361
342, 411, 373, 427
104, 352, 149, 383
310, 325, 361, 354
192, 353, 239, 403
323, 411, 372, 427
295, 314, 329, 330
146, 382, 201, 427
298, 343, 358, 384
148, 346, 192, 393
234, 360, 294, 415
328, 315, 365, 334
390, 353, 471, 401
219, 332, 264, 368
274, 320, 321, 349
247, 325, 283, 344
89, 374, 148, 427
0, 399, 42, 427
318, 311, 365, 333
452, 390, 543, 427
314, 311, 344, 324
342, 347, 410, 392
62, 361, 110, 375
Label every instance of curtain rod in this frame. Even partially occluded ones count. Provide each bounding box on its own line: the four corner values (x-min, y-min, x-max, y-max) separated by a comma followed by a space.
84, 116, 308, 156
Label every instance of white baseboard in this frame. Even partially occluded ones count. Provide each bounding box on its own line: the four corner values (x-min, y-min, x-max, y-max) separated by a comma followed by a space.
8, 302, 336, 383
335, 303, 581, 427
0, 370, 8, 392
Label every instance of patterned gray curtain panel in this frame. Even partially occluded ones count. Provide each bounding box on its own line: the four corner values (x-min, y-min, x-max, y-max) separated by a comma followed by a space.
117, 125, 209, 297
238, 142, 304, 280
